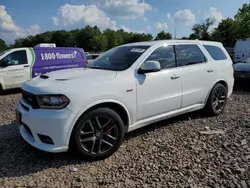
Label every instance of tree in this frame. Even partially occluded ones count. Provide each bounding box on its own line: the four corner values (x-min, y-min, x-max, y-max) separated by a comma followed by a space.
51, 30, 76, 47
234, 3, 250, 39
103, 29, 119, 49
155, 31, 172, 40
189, 18, 215, 40
211, 18, 241, 47
0, 39, 7, 51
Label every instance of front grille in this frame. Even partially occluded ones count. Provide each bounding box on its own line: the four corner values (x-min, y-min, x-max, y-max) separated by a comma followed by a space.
21, 89, 39, 109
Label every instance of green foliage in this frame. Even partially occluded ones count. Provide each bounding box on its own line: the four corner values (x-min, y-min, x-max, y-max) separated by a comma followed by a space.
188, 3, 250, 47
234, 3, 250, 39
154, 31, 172, 40
189, 18, 214, 40
0, 39, 8, 52
7, 26, 153, 52
211, 18, 241, 47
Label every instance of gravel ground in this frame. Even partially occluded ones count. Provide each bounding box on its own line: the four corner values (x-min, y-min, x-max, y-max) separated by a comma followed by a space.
0, 89, 250, 188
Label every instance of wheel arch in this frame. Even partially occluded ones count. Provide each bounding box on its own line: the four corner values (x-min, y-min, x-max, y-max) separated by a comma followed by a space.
204, 80, 228, 104
0, 80, 5, 91
66, 99, 131, 146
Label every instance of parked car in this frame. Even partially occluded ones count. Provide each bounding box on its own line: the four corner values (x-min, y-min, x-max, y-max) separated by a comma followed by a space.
0, 43, 87, 93
233, 56, 250, 82
86, 53, 100, 64
16, 40, 234, 160
234, 38, 250, 63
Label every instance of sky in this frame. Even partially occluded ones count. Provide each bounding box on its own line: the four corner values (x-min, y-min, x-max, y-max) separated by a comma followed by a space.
0, 0, 250, 44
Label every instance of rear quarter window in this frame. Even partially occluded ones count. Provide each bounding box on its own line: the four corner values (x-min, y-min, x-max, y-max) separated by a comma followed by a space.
203, 45, 228, 61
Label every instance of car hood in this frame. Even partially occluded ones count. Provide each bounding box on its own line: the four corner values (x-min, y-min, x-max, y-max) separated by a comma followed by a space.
22, 68, 117, 93
234, 63, 250, 72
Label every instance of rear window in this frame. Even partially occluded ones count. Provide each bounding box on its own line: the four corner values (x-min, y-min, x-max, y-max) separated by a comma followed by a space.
203, 45, 227, 61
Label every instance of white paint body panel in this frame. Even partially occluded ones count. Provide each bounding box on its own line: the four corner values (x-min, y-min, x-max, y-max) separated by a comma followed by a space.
0, 48, 32, 90
17, 40, 234, 153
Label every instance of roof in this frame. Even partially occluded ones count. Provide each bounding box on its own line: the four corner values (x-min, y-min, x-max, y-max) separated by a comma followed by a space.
122, 40, 223, 47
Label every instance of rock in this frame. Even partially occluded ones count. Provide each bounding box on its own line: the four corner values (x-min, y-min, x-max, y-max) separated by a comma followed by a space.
0, 92, 250, 187
199, 130, 225, 135
205, 126, 210, 130
241, 139, 247, 145
245, 155, 250, 160
236, 167, 246, 175
241, 180, 247, 188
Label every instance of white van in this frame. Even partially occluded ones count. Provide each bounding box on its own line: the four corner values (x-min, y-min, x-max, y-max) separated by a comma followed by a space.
0, 44, 87, 93
234, 39, 250, 63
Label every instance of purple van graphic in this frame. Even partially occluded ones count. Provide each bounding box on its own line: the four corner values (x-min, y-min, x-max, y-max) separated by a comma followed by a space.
29, 47, 87, 78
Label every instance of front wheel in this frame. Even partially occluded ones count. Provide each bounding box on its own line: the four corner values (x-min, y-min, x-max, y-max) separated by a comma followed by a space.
72, 108, 125, 160
205, 83, 228, 116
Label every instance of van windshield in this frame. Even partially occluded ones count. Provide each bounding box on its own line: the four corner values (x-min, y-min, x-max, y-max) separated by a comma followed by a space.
87, 45, 150, 71
242, 56, 250, 64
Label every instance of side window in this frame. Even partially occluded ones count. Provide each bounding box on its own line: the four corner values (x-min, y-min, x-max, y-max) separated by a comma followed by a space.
175, 44, 206, 67
203, 45, 227, 60
144, 45, 176, 69
2, 50, 28, 66
92, 55, 99, 59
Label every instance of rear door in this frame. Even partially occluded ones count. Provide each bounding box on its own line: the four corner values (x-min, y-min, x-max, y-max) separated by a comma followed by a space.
1, 49, 30, 89
203, 44, 234, 94
174, 44, 217, 108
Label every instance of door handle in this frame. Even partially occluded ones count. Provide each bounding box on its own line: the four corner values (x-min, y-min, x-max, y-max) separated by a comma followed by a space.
23, 65, 30, 68
171, 74, 180, 79
207, 69, 214, 73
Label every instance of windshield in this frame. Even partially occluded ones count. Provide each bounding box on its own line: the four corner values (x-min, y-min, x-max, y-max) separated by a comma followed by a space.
87, 45, 150, 71
242, 57, 250, 64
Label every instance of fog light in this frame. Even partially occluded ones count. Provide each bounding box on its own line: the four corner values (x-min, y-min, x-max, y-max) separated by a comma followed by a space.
38, 134, 54, 145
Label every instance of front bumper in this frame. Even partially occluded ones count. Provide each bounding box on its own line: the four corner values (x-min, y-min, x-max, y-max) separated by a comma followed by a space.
17, 99, 76, 153
234, 72, 250, 81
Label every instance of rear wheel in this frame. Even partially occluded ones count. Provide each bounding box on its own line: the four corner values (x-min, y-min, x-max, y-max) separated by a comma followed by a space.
72, 108, 125, 160
205, 83, 228, 116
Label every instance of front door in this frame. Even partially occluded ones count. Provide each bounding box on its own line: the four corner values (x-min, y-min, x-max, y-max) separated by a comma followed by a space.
136, 45, 182, 120
1, 50, 30, 89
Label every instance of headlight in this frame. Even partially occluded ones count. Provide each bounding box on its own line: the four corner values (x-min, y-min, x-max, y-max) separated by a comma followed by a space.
36, 95, 70, 109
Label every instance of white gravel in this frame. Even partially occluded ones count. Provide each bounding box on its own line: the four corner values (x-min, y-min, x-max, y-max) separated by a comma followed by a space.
0, 90, 250, 187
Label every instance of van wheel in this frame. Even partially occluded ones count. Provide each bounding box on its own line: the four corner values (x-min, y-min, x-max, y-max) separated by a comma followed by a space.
205, 83, 227, 116
72, 108, 125, 160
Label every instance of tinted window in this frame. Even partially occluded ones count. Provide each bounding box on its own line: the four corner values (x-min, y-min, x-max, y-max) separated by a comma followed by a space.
144, 45, 175, 69
203, 45, 227, 60
92, 55, 99, 59
86, 55, 92, 60
87, 46, 150, 71
0, 50, 27, 66
175, 45, 206, 67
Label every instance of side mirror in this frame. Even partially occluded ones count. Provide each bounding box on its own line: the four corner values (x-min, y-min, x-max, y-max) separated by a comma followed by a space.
138, 60, 161, 74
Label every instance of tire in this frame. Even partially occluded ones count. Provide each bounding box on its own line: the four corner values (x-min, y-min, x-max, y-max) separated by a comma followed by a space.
0, 84, 2, 95
72, 108, 125, 160
204, 83, 228, 116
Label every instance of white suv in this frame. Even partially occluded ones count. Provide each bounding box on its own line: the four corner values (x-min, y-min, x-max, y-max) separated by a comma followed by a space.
16, 40, 234, 160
